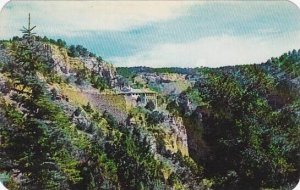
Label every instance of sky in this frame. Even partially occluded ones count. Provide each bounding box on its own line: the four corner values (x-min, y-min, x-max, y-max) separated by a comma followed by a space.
0, 0, 300, 68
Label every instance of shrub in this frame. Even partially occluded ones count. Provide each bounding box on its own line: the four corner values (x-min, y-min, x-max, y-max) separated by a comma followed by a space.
146, 111, 164, 125
145, 100, 155, 111
83, 102, 93, 113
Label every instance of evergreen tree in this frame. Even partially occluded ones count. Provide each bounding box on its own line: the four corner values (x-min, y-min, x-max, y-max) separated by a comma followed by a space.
0, 17, 81, 188
20, 13, 36, 38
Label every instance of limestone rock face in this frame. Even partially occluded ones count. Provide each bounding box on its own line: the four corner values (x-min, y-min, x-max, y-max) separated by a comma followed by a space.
80, 56, 117, 87
156, 116, 189, 157
28, 42, 118, 88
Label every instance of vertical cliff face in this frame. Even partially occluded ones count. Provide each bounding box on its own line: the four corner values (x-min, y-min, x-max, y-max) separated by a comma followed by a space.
162, 116, 189, 156
171, 93, 210, 164
46, 44, 71, 75
183, 107, 211, 164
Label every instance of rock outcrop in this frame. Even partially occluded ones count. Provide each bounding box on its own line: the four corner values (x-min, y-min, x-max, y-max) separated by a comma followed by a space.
161, 116, 189, 156
80, 57, 117, 87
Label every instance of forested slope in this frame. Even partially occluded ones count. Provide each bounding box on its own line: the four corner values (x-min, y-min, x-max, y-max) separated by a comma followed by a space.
166, 50, 300, 189
0, 35, 204, 189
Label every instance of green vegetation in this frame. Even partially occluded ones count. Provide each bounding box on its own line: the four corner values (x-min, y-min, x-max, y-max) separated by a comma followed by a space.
146, 111, 165, 126
117, 67, 198, 78
0, 25, 203, 189
0, 36, 81, 189
90, 72, 108, 91
167, 51, 300, 189
0, 36, 170, 189
145, 100, 156, 111
1, 18, 299, 189
68, 44, 98, 58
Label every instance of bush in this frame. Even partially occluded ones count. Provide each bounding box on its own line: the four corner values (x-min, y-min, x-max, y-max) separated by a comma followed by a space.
146, 111, 164, 125
75, 68, 88, 85
145, 100, 155, 111
97, 56, 103, 62
74, 107, 82, 117
56, 39, 66, 48
50, 88, 58, 100
83, 102, 93, 113
103, 111, 118, 128
90, 74, 107, 91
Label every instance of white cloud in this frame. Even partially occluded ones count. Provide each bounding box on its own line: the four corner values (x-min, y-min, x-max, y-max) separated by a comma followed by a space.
0, 1, 200, 37
41, 1, 196, 30
110, 33, 300, 68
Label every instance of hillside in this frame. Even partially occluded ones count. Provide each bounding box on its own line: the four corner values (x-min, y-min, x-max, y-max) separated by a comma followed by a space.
0, 31, 299, 190
0, 34, 205, 189
117, 50, 300, 189
166, 51, 300, 189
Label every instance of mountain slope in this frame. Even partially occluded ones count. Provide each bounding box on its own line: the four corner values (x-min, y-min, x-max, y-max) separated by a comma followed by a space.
0, 35, 205, 189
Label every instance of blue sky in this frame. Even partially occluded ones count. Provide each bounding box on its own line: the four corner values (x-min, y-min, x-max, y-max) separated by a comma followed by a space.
0, 1, 300, 67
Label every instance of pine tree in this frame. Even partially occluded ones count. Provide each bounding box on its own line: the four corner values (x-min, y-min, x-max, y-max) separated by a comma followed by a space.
20, 13, 36, 38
